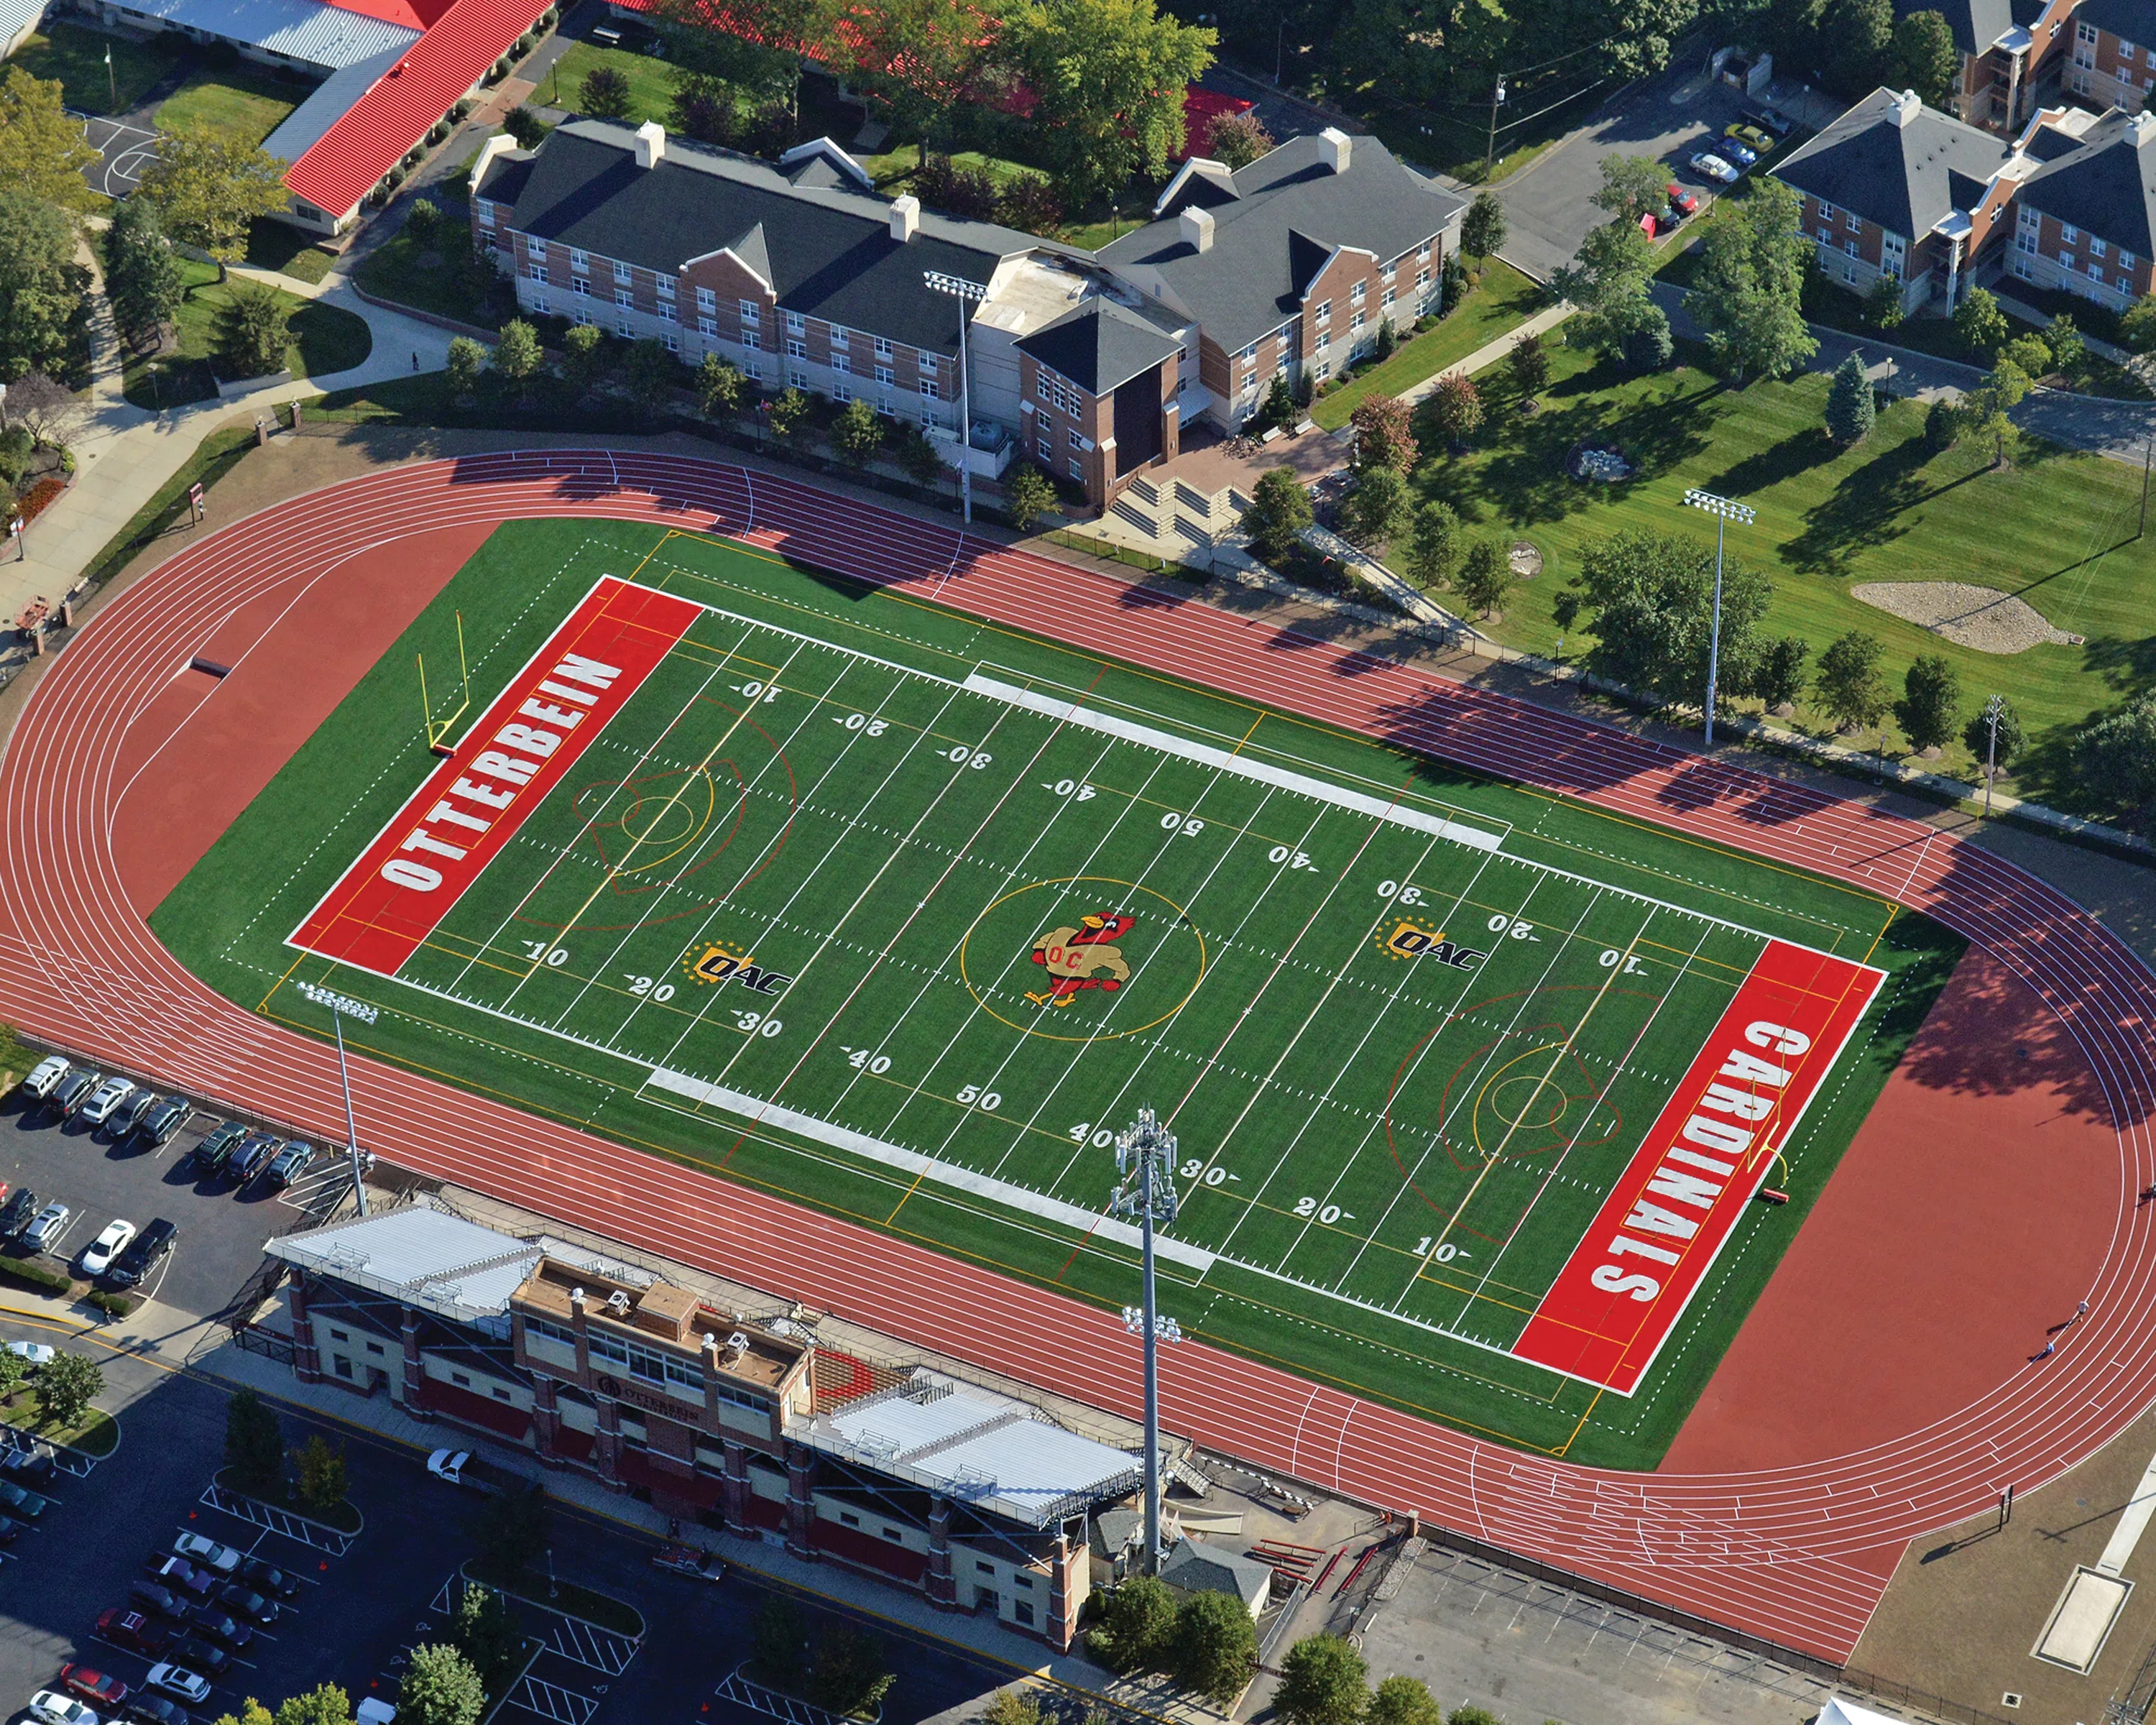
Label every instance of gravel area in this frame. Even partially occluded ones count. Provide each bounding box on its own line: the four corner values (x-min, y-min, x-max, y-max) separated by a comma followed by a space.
1850, 581, 2081, 653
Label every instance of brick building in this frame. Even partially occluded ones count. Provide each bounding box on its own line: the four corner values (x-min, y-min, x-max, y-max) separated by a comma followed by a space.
2007, 104, 2156, 303
1894, 0, 2079, 131
2065, 0, 2156, 109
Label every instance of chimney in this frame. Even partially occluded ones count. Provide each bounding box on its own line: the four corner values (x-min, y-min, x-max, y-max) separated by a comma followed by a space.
890, 193, 920, 242
1179, 205, 1214, 254
1318, 126, 1353, 175
1891, 88, 1921, 126
633, 120, 665, 168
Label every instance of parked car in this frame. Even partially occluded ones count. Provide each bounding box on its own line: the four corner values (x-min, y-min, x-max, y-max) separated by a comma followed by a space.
29, 1690, 98, 1725
1725, 120, 1776, 153
127, 1581, 186, 1620
94, 1609, 170, 1657
109, 1090, 157, 1138
144, 1669, 211, 1708
216, 1585, 277, 1626
77, 1077, 135, 1127
0, 1188, 35, 1238
169, 1533, 241, 1575
4, 1443, 57, 1481
147, 1556, 216, 1599
650, 1543, 725, 1581
1690, 151, 1738, 183
50, 1070, 97, 1118
80, 1218, 137, 1278
22, 1202, 70, 1254
182, 1606, 251, 1650
1747, 104, 1798, 136
163, 1639, 229, 1680
0, 1478, 50, 1517
263, 1141, 315, 1191
20, 1056, 69, 1100
60, 1668, 129, 1710
127, 1696, 195, 1725
1666, 183, 1700, 219
1715, 134, 1757, 167
138, 1098, 189, 1149
190, 1121, 247, 1174
4, 1339, 52, 1366
229, 1133, 280, 1184
236, 1558, 300, 1599
108, 1220, 177, 1289
0, 1509, 23, 1540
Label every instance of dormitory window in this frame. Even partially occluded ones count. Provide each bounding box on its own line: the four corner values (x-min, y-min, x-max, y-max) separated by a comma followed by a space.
570, 248, 588, 271
740, 300, 760, 324
697, 286, 716, 310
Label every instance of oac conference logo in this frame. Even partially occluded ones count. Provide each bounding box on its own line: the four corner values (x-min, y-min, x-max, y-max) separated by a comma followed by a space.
682, 940, 793, 995
1377, 919, 1485, 970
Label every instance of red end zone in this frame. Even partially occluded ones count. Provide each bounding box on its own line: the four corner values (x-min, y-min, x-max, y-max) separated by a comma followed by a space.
288, 576, 704, 978
1511, 939, 1884, 1395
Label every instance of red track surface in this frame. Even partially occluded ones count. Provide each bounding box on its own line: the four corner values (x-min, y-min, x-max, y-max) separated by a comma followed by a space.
4, 451, 2152, 1664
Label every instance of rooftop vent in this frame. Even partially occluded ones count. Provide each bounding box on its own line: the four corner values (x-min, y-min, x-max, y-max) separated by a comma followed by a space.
1891, 88, 1922, 126
1179, 206, 1214, 254
1319, 126, 1352, 174
633, 120, 665, 169
607, 1289, 632, 1315
890, 193, 920, 242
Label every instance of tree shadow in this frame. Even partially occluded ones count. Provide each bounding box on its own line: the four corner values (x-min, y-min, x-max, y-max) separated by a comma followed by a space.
1701, 425, 1842, 500
1776, 436, 1950, 578
2082, 632, 2156, 695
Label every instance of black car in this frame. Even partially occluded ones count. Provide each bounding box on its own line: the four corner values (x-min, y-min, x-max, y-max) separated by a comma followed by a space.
107, 1219, 176, 1289
216, 1584, 277, 1626
109, 1090, 157, 1137
229, 1132, 280, 1184
167, 1637, 231, 1678
0, 1517, 22, 1546
2, 1444, 55, 1483
128, 1581, 186, 1619
236, 1558, 300, 1599
185, 1605, 252, 1649
190, 1121, 248, 1174
1746, 104, 1798, 137
139, 1098, 189, 1148
263, 1141, 314, 1191
0, 1189, 36, 1240
126, 1698, 192, 1725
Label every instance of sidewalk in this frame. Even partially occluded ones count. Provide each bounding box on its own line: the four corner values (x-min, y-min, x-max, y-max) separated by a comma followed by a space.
1390, 297, 1575, 411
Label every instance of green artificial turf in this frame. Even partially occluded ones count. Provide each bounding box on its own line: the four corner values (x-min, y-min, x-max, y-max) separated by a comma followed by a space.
152, 518, 1962, 1466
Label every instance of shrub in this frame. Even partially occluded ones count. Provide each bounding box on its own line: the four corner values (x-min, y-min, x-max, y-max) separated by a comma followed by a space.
995, 173, 1062, 234
1204, 107, 1275, 170
0, 1258, 70, 1296
404, 198, 443, 243
580, 66, 632, 120
503, 106, 548, 149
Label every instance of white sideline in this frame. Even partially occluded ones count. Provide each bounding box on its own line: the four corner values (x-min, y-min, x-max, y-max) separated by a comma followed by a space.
642, 1067, 1219, 1271
964, 674, 1504, 853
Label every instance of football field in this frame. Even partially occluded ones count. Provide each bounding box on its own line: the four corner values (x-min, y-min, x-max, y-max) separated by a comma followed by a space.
156, 520, 1963, 1463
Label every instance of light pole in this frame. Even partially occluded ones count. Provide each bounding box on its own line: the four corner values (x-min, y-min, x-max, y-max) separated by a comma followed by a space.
1682, 488, 1756, 748
1483, 72, 1507, 177
1112, 1108, 1180, 1574
297, 981, 378, 1215
1981, 692, 2006, 816
923, 271, 986, 526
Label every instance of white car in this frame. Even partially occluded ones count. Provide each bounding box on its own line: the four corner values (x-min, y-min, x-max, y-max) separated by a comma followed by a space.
146, 1666, 212, 1705
19, 1057, 68, 1100
77, 1077, 135, 1127
1689, 151, 1738, 183
6, 1341, 53, 1366
29, 1692, 97, 1725
80, 1219, 137, 1278
169, 1531, 242, 1574
22, 1202, 70, 1254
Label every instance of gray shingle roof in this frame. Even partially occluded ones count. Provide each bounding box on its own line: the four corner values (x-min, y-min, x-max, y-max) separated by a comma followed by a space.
1892, 0, 2018, 55
1015, 298, 1181, 395
1097, 133, 1462, 351
2075, 0, 2156, 40
484, 121, 1052, 356
1772, 87, 2009, 239
1159, 1538, 1271, 1609
2017, 109, 2156, 254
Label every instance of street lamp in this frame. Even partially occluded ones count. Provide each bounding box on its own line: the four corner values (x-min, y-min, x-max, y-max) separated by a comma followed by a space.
1980, 692, 2007, 817
297, 980, 379, 1215
1112, 1108, 1180, 1574
923, 271, 987, 526
1682, 488, 1756, 748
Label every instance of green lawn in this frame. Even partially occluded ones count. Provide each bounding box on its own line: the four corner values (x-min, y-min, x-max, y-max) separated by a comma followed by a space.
123, 259, 372, 408
246, 218, 336, 285
0, 1384, 119, 1458
152, 515, 1959, 1466
155, 65, 301, 143
354, 192, 512, 328
6, 22, 170, 114
543, 40, 674, 123
1314, 259, 1546, 428
1407, 339, 2156, 796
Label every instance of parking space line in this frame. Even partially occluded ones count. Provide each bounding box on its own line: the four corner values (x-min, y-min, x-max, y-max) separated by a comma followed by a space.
545, 1616, 638, 1676
198, 1481, 355, 1555
711, 1668, 851, 1725
505, 1674, 599, 1725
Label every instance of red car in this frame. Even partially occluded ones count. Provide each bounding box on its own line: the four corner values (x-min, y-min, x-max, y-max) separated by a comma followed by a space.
1666, 182, 1700, 218
95, 1609, 170, 1656
60, 1666, 130, 1708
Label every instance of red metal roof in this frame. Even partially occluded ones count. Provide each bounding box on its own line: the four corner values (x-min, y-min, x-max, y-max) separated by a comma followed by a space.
318, 0, 458, 33
285, 0, 543, 217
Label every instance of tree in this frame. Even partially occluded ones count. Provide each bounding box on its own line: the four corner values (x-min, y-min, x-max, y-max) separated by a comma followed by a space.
648, 0, 838, 123
2047, 312, 2085, 374
1087, 1573, 1177, 1673
1826, 0, 1894, 95
1003, 461, 1059, 530
3, 372, 87, 451
831, 395, 885, 467
1815, 630, 1891, 732
0, 68, 101, 216
1552, 218, 1657, 364
1018, 0, 1216, 208
696, 353, 744, 421
561, 322, 606, 392
1824, 351, 1874, 446
211, 1700, 275, 1725
293, 1435, 348, 1511
1589, 155, 1670, 227
1456, 538, 1513, 617
981, 1690, 1044, 1725
1893, 9, 1959, 107
1240, 466, 1314, 562
1445, 1711, 1503, 1725
1863, 274, 1906, 328
1897, 652, 1962, 753
0, 192, 83, 382
765, 385, 811, 445
1204, 107, 1274, 169
397, 1644, 485, 1725
579, 65, 633, 119
1461, 191, 1508, 259
1169, 1589, 1257, 1706
38, 1352, 101, 1432
2123, 294, 2156, 354
1337, 465, 1409, 549
752, 1595, 808, 1685
1424, 371, 1483, 448
1955, 356, 2032, 466
275, 1687, 354, 1725
492, 319, 541, 396
1954, 285, 2009, 359
449, 1582, 525, 1700
1557, 528, 1775, 712
1754, 635, 1810, 712
836, 0, 1007, 170
1404, 500, 1462, 592
225, 1388, 283, 1491
103, 195, 185, 351
1274, 1633, 1368, 1725
503, 106, 548, 149
0, 1348, 24, 1409
1348, 392, 1417, 474
1690, 178, 1815, 382
1999, 332, 2051, 377
808, 1622, 895, 1717
138, 128, 290, 280
1506, 330, 1547, 403
446, 334, 487, 400
1255, 371, 1296, 433
471, 1483, 549, 1576
1368, 1676, 1445, 1725
2073, 696, 2156, 830
1621, 301, 1674, 372
218, 281, 292, 379
622, 338, 679, 412
1963, 696, 2026, 773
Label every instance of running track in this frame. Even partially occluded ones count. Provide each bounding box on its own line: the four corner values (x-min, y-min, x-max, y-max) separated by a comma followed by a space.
2, 450, 2152, 1665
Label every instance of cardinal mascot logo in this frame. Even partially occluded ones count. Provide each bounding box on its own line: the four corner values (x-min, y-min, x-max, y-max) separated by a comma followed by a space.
1026, 912, 1134, 1008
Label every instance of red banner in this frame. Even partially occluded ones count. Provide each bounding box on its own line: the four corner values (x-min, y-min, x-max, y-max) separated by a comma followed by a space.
1509, 938, 1884, 1394
290, 577, 703, 978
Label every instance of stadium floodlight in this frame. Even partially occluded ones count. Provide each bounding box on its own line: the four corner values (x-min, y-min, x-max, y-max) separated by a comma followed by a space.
1681, 488, 1756, 748
923, 272, 987, 527
1112, 1108, 1180, 1573
298, 981, 379, 1216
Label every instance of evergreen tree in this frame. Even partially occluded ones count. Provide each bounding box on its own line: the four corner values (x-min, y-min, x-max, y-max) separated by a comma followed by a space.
1897, 652, 1963, 752
1506, 331, 1548, 403
224, 1389, 283, 1491
1460, 191, 1507, 259
1824, 351, 1874, 446
103, 196, 184, 351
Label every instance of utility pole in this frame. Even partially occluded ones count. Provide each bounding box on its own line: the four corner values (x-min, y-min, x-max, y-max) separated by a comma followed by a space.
1483, 72, 1506, 178
2141, 431, 2151, 537
1981, 693, 2006, 817
1113, 1108, 1181, 1575
1682, 488, 1756, 748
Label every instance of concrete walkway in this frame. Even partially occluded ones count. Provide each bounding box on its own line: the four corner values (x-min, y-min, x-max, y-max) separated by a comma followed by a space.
1390, 297, 1575, 411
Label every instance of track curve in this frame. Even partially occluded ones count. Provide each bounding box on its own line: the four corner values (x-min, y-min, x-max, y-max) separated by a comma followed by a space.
4, 448, 2151, 1662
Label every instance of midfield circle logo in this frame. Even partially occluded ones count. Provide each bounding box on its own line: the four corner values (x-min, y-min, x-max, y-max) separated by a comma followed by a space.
1026, 912, 1135, 1008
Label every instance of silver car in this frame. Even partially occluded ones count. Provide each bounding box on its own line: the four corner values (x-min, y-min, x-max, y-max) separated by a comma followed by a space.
22, 1202, 70, 1253
78, 1077, 136, 1127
